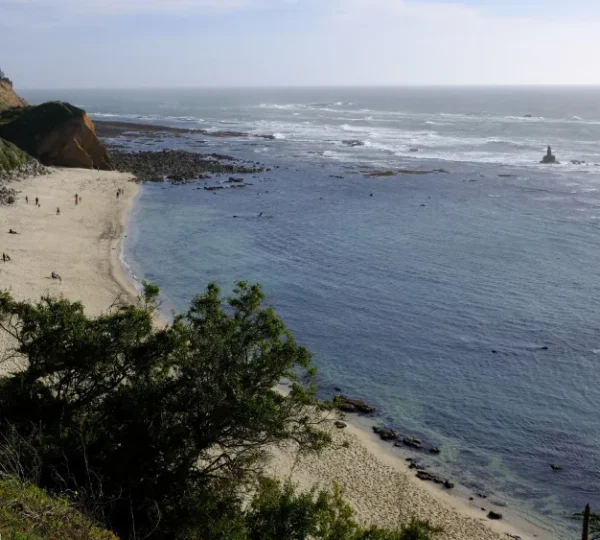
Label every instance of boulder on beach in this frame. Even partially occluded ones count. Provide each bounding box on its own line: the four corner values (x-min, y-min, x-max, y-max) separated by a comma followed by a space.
334, 421, 347, 429
334, 395, 376, 414
372, 426, 398, 441
487, 511, 503, 520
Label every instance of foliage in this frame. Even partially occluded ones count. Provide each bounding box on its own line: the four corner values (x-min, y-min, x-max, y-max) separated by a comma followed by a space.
245, 478, 442, 540
0, 475, 117, 540
0, 101, 85, 155
0, 283, 330, 539
0, 137, 30, 174
0, 283, 441, 540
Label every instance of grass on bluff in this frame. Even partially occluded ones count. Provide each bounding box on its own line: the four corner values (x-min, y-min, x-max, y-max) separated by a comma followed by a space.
0, 102, 86, 156
0, 137, 31, 174
0, 475, 117, 540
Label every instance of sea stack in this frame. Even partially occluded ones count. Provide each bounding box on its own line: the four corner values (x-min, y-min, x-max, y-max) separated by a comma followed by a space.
541, 146, 558, 164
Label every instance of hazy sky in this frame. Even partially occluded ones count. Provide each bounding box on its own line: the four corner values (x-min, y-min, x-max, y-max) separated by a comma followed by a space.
2, 0, 600, 88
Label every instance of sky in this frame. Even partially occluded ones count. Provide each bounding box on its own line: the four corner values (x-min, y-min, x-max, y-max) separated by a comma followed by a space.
1, 0, 600, 88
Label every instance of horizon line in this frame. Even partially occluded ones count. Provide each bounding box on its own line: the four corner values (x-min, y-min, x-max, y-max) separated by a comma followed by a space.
17, 83, 600, 91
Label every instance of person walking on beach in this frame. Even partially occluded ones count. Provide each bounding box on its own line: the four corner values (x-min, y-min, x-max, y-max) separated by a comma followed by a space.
25, 196, 28, 204
35, 197, 38, 206
75, 193, 79, 205
2, 252, 10, 262
56, 207, 60, 215
116, 189, 120, 199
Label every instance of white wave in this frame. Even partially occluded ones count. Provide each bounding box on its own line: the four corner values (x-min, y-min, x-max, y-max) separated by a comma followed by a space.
341, 124, 367, 133
272, 133, 286, 139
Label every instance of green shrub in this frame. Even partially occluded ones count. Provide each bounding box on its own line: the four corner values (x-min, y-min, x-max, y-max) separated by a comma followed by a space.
0, 283, 441, 540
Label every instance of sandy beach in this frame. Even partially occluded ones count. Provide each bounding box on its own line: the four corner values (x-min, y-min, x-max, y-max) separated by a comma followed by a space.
0, 168, 139, 365
0, 168, 551, 540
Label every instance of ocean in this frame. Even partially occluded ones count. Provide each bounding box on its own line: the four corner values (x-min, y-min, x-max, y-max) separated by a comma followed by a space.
22, 87, 600, 536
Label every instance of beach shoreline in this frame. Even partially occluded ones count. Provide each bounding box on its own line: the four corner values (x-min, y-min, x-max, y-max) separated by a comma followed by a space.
0, 168, 554, 540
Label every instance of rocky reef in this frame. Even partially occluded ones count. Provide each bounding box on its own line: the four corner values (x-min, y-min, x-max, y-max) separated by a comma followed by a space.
108, 149, 265, 182
0, 101, 111, 169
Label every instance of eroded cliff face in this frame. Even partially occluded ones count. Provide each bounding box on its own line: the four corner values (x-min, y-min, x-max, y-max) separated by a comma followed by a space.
0, 102, 111, 170
0, 81, 27, 110
36, 111, 111, 169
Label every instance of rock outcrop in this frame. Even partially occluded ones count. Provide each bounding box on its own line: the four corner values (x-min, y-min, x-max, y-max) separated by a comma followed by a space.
333, 395, 376, 414
541, 146, 558, 164
0, 80, 27, 110
0, 101, 111, 169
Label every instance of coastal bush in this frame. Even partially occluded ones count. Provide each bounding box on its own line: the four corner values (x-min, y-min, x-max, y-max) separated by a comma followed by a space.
0, 283, 329, 539
245, 478, 441, 540
0, 283, 440, 540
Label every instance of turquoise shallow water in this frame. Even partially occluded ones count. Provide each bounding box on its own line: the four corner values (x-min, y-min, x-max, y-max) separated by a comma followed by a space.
24, 87, 600, 536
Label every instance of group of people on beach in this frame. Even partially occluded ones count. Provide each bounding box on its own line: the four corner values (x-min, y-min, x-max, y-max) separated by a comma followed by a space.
2, 193, 68, 282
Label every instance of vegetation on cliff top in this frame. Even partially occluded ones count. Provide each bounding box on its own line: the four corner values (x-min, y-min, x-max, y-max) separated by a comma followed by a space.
0, 475, 117, 540
0, 137, 30, 172
0, 283, 440, 540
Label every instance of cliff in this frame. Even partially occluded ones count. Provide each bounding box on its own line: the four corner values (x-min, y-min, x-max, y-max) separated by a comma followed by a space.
0, 101, 111, 170
0, 80, 27, 110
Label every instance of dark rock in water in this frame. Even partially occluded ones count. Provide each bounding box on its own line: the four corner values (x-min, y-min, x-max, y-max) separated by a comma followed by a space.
334, 387, 342, 392
477, 493, 488, 499
487, 511, 503, 520
405, 458, 414, 462
429, 447, 441, 455
444, 480, 455, 489
524, 114, 533, 118
541, 146, 558, 164
403, 437, 422, 450
409, 147, 419, 152
167, 174, 185, 182
539, 346, 549, 351
469, 497, 474, 501
334, 395, 376, 414
551, 464, 563, 471
334, 421, 347, 429
227, 177, 244, 183
571, 160, 586, 165
342, 139, 364, 147
491, 350, 498, 354
420, 204, 427, 207
416, 471, 444, 483
373, 426, 398, 441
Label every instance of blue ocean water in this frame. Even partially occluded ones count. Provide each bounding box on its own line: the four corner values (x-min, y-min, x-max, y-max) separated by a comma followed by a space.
23, 87, 600, 536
